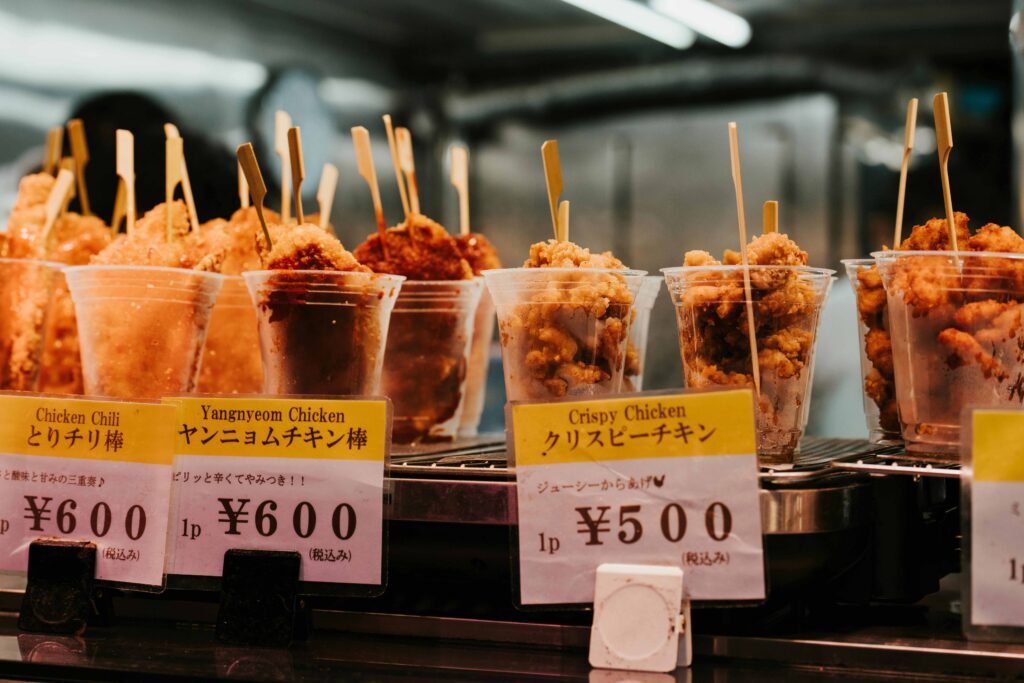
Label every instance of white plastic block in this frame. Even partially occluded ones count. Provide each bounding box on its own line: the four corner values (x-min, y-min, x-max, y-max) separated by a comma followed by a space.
588, 563, 686, 673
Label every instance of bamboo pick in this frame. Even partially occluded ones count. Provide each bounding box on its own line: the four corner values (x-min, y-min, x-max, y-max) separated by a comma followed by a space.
66, 119, 92, 216
763, 200, 778, 234
43, 127, 63, 176
932, 92, 959, 258
238, 160, 250, 209
351, 126, 389, 258
396, 127, 420, 215
165, 137, 184, 243
40, 168, 75, 255
112, 182, 126, 234
287, 126, 305, 225
728, 122, 761, 397
115, 129, 136, 235
894, 98, 918, 248
317, 163, 339, 232
57, 158, 76, 216
450, 145, 470, 236
236, 143, 273, 251
275, 111, 292, 223
164, 123, 199, 231
557, 200, 570, 243
541, 140, 563, 242
383, 115, 410, 221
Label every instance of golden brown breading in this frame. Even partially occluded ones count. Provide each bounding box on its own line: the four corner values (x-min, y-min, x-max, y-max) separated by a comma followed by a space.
456, 233, 502, 274
354, 213, 473, 281
899, 212, 971, 251
525, 239, 626, 269
264, 223, 367, 272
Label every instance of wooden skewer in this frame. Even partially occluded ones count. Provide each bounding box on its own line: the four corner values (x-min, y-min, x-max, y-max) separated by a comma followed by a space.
383, 115, 411, 221
450, 145, 470, 236
317, 163, 339, 232
238, 160, 250, 209
115, 129, 136, 236
165, 137, 184, 243
932, 92, 959, 257
40, 169, 75, 255
275, 111, 292, 223
164, 123, 199, 231
287, 126, 305, 225
557, 200, 570, 243
57, 158, 76, 216
894, 98, 918, 248
66, 119, 92, 216
728, 122, 761, 397
396, 127, 420, 215
43, 127, 63, 176
236, 143, 273, 251
541, 140, 564, 242
112, 182, 126, 234
763, 200, 778, 235
352, 126, 388, 258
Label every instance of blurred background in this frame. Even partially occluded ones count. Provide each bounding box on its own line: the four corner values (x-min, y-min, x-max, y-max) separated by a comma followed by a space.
0, 0, 1019, 436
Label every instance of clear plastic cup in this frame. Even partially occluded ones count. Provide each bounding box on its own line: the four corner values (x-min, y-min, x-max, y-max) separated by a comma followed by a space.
874, 250, 1024, 457
484, 268, 647, 401
65, 266, 224, 400
0, 258, 61, 391
380, 279, 483, 444
38, 270, 83, 394
624, 275, 663, 392
841, 259, 901, 444
663, 265, 834, 463
458, 279, 495, 436
198, 276, 263, 394
244, 270, 405, 397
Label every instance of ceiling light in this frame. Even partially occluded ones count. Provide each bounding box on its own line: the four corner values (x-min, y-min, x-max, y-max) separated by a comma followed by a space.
558, 0, 696, 49
0, 9, 266, 93
649, 0, 752, 48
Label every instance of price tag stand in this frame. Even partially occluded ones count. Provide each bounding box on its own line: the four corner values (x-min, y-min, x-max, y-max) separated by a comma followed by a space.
216, 549, 309, 647
18, 539, 112, 635
962, 409, 1024, 643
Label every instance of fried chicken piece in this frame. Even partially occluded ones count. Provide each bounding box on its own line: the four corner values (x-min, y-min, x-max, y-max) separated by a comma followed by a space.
264, 223, 367, 272
939, 328, 1007, 380
525, 239, 626, 269
456, 233, 502, 274
92, 201, 223, 271
3, 174, 51, 258
683, 250, 719, 267
855, 265, 887, 322
864, 328, 894, 376
899, 212, 971, 251
354, 214, 473, 281
967, 224, 1024, 254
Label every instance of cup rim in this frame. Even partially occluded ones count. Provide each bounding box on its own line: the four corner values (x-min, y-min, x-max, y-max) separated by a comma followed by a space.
243, 269, 406, 284
0, 257, 64, 270
482, 267, 649, 277
871, 249, 1024, 261
661, 265, 836, 277
64, 264, 227, 280
840, 257, 875, 266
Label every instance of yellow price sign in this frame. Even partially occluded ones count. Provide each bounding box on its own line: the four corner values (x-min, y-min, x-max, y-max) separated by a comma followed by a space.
511, 389, 756, 467
973, 410, 1024, 482
165, 396, 388, 461
0, 394, 174, 465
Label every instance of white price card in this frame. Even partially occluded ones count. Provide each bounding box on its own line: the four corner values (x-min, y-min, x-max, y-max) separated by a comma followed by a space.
509, 388, 765, 606
0, 394, 175, 588
965, 409, 1024, 637
166, 396, 387, 587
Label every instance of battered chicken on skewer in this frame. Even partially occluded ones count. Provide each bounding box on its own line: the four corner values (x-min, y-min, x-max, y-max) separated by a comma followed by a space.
496, 239, 637, 399
354, 213, 473, 281
675, 232, 826, 455
353, 213, 479, 443
2, 173, 112, 394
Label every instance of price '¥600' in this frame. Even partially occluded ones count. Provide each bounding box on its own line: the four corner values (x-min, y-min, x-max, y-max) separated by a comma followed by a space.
178, 497, 358, 541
